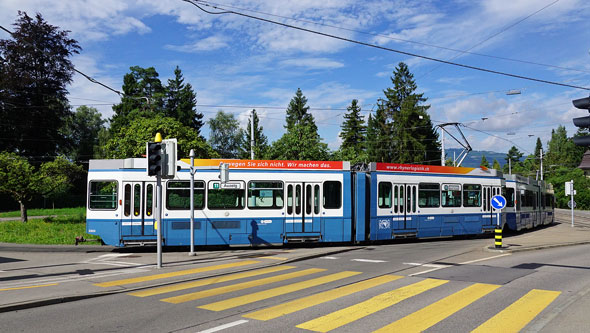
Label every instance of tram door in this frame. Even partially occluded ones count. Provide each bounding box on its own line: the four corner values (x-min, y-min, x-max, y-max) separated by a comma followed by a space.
393, 183, 418, 230
285, 182, 321, 233
122, 182, 156, 237
482, 186, 500, 226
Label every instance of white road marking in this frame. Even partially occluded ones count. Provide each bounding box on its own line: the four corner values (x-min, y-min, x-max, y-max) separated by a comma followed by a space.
406, 253, 512, 276
82, 253, 142, 267
404, 262, 448, 268
197, 320, 249, 333
321, 256, 339, 260
351, 259, 387, 263
459, 253, 511, 265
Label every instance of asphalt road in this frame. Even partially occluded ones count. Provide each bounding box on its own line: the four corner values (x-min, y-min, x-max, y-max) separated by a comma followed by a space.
3, 238, 590, 332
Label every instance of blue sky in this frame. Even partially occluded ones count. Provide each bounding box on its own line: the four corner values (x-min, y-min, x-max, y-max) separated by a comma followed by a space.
2, 0, 590, 159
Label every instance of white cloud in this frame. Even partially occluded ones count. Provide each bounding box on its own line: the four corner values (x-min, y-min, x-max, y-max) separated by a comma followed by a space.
279, 58, 344, 70
165, 35, 229, 52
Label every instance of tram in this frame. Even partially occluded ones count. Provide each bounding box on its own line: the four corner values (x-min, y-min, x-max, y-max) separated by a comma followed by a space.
86, 158, 553, 247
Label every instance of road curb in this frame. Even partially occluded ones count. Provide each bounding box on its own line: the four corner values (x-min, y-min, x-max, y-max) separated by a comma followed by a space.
483, 240, 590, 254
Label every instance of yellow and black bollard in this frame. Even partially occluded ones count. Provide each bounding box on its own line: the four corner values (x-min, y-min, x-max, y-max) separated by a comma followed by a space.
495, 228, 502, 248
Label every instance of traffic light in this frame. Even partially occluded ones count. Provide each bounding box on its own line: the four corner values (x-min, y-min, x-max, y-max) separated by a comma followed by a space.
572, 97, 590, 146
147, 142, 162, 176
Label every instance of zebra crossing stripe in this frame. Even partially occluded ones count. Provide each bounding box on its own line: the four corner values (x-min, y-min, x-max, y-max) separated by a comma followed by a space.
128, 266, 296, 297
296, 278, 449, 332
198, 271, 362, 312
161, 268, 326, 304
243, 275, 403, 321
94, 260, 260, 287
374, 283, 500, 332
472, 289, 561, 332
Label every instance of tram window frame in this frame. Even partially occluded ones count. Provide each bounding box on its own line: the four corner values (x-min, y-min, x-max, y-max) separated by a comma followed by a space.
146, 184, 154, 217
441, 184, 462, 207
89, 180, 119, 211
323, 181, 342, 209
124, 184, 131, 216
207, 181, 245, 210
418, 183, 440, 208
314, 184, 320, 214
166, 180, 205, 210
504, 188, 515, 207
463, 184, 481, 207
247, 181, 284, 210
378, 182, 392, 208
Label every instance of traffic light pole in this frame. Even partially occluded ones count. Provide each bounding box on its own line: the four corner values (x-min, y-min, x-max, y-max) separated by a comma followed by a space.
156, 172, 163, 268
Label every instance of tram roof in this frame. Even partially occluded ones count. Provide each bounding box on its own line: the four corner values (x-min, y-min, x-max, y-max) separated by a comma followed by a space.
369, 162, 501, 177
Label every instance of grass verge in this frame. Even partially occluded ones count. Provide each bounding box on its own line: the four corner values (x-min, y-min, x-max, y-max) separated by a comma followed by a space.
0, 207, 86, 218
0, 213, 101, 245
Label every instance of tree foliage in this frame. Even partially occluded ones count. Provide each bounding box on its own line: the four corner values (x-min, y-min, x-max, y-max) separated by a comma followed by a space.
208, 111, 241, 158
335, 100, 367, 163
0, 12, 80, 160
0, 152, 83, 222
480, 155, 489, 168
269, 89, 328, 160
104, 115, 216, 159
164, 66, 203, 134
65, 106, 106, 163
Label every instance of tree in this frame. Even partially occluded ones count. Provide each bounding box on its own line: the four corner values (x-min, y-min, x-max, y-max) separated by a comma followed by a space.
165, 66, 204, 135
492, 159, 501, 170
336, 100, 367, 163
503, 146, 524, 173
208, 111, 241, 158
365, 103, 389, 162
545, 126, 585, 170
480, 155, 490, 168
110, 66, 166, 133
0, 12, 80, 160
269, 89, 328, 160
0, 152, 83, 222
65, 106, 106, 163
382, 62, 440, 164
103, 115, 216, 159
238, 110, 269, 159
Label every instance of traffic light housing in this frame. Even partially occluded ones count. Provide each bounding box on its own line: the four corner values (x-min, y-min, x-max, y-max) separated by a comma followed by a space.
147, 142, 162, 176
572, 97, 590, 146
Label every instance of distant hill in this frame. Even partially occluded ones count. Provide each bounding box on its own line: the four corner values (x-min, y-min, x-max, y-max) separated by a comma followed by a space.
445, 148, 507, 168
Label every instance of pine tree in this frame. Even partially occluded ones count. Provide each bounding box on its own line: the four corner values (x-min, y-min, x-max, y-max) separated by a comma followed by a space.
382, 62, 440, 164
365, 101, 390, 162
165, 66, 204, 135
0, 12, 80, 160
269, 89, 328, 160
337, 100, 367, 163
238, 110, 269, 159
480, 155, 489, 168
492, 159, 501, 170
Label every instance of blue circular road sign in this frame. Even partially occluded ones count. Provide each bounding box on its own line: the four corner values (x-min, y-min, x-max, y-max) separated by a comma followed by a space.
491, 195, 507, 210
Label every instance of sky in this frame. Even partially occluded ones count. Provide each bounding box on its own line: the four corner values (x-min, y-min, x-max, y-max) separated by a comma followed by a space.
2, 0, 590, 161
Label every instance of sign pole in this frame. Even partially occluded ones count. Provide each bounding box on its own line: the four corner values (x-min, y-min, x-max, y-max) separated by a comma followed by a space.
156, 172, 162, 268
189, 149, 196, 256
571, 179, 574, 228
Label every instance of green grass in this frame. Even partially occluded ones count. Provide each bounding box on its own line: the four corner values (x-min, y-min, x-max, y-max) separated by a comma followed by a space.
0, 207, 85, 218
0, 213, 101, 245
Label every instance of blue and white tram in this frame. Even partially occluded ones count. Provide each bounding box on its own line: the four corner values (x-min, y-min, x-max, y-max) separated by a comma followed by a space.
87, 158, 352, 247
86, 158, 554, 247
364, 162, 505, 241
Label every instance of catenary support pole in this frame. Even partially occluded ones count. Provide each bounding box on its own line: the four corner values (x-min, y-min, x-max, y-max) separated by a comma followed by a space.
250, 109, 255, 160
189, 149, 196, 256
156, 173, 162, 268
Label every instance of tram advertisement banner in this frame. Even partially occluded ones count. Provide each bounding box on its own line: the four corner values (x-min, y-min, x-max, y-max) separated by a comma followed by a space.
184, 159, 346, 170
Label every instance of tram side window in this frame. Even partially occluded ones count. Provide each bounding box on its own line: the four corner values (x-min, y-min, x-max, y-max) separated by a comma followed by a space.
89, 181, 118, 210
378, 182, 392, 208
505, 188, 515, 207
463, 184, 481, 207
323, 181, 342, 209
248, 181, 283, 209
166, 181, 205, 210
418, 183, 440, 208
441, 184, 461, 207
208, 185, 245, 210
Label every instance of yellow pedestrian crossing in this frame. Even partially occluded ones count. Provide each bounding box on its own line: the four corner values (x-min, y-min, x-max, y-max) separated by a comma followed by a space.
243, 275, 403, 321
296, 278, 449, 332
198, 271, 362, 311
94, 260, 260, 287
97, 262, 561, 332
374, 283, 500, 332
128, 265, 296, 297
472, 289, 561, 333
161, 268, 326, 304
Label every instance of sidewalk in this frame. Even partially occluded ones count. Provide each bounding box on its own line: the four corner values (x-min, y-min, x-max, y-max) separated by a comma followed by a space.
1, 208, 589, 313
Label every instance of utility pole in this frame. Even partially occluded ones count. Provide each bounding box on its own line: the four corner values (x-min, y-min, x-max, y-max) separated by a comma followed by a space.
189, 149, 196, 256
540, 148, 544, 180
509, 158, 512, 174
441, 126, 445, 166
250, 109, 255, 160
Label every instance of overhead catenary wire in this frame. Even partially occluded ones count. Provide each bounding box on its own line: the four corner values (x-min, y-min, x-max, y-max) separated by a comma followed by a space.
183, 0, 590, 91
197, 0, 590, 76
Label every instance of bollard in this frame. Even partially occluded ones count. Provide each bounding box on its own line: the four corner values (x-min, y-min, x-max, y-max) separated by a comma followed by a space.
495, 228, 502, 248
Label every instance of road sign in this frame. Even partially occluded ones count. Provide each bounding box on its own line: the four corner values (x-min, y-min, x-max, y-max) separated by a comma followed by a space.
491, 195, 507, 210
568, 201, 577, 209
